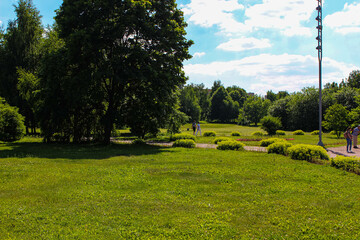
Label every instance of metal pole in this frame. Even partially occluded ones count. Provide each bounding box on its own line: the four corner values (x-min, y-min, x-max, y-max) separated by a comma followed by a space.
316, 0, 324, 146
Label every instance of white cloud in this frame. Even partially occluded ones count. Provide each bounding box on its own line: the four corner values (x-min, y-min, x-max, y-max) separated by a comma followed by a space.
182, 0, 316, 37
184, 54, 358, 95
324, 2, 360, 35
217, 37, 272, 51
193, 52, 206, 58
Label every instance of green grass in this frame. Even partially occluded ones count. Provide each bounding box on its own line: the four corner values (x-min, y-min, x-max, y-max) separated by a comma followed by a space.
1, 138, 360, 238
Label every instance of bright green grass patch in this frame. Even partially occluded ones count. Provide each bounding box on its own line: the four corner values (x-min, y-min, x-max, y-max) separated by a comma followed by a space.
1, 142, 360, 238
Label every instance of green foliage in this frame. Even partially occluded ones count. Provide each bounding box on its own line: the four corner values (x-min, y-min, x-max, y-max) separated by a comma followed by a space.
172, 139, 196, 148
203, 131, 216, 137
171, 133, 196, 141
260, 138, 286, 147
311, 130, 319, 135
323, 104, 349, 138
243, 96, 268, 126
213, 137, 233, 144
166, 108, 189, 135
0, 98, 25, 142
330, 130, 337, 135
267, 142, 293, 155
132, 138, 146, 145
217, 140, 245, 151
231, 131, 241, 136
179, 86, 201, 122
293, 130, 305, 135
269, 98, 291, 130
287, 144, 329, 161
260, 116, 282, 135
252, 131, 264, 136
330, 156, 360, 174
276, 130, 286, 136
209, 86, 239, 122
346, 70, 360, 89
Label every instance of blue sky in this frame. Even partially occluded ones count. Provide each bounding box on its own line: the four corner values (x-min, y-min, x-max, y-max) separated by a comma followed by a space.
1, 0, 360, 95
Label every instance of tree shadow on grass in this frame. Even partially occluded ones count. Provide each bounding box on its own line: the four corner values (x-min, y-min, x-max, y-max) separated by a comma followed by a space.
0, 142, 171, 160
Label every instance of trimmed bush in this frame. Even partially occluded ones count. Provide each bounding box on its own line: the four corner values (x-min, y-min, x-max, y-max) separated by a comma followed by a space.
203, 131, 216, 137
287, 144, 329, 161
267, 142, 293, 155
231, 131, 241, 136
330, 130, 337, 135
171, 133, 196, 141
173, 139, 196, 148
213, 137, 233, 144
310, 130, 319, 135
260, 138, 286, 147
132, 138, 146, 145
331, 156, 360, 174
276, 130, 286, 136
260, 116, 282, 136
217, 141, 245, 151
251, 131, 264, 136
292, 130, 305, 135
0, 100, 25, 142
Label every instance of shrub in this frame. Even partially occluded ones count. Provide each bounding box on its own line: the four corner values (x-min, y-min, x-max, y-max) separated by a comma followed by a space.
330, 130, 337, 135
203, 131, 216, 137
260, 116, 282, 135
260, 138, 286, 147
292, 130, 305, 135
276, 130, 286, 136
287, 144, 329, 161
251, 131, 264, 136
310, 130, 319, 135
0, 100, 25, 142
217, 141, 245, 151
267, 142, 293, 155
231, 131, 241, 136
213, 137, 233, 144
171, 133, 196, 141
173, 139, 196, 148
330, 156, 360, 174
132, 138, 146, 145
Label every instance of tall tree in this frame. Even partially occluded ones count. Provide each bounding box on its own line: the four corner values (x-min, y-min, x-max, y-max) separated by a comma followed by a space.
242, 95, 267, 126
0, 0, 43, 133
346, 70, 360, 89
209, 86, 239, 122
55, 0, 192, 143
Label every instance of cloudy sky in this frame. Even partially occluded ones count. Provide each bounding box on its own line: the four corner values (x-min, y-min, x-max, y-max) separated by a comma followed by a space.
1, 0, 360, 95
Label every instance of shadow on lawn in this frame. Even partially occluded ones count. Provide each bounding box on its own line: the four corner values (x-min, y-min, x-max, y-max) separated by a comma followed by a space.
0, 142, 170, 160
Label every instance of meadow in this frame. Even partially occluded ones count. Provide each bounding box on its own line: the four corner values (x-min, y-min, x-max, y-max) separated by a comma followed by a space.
0, 131, 358, 239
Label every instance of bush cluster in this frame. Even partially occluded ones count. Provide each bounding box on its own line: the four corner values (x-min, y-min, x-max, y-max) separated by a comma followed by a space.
310, 130, 319, 135
0, 100, 25, 142
213, 137, 232, 144
276, 130, 286, 136
267, 142, 293, 155
171, 133, 196, 141
260, 138, 286, 147
231, 131, 241, 136
203, 131, 216, 137
217, 141, 245, 151
292, 130, 305, 135
172, 139, 196, 148
251, 131, 264, 136
287, 144, 329, 161
331, 156, 360, 174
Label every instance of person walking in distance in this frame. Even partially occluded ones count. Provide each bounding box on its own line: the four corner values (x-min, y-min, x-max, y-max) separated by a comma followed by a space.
352, 125, 360, 148
344, 127, 353, 153
196, 122, 201, 136
192, 120, 196, 135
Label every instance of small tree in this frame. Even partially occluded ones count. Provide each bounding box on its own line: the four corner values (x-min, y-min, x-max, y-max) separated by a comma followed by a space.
0, 98, 25, 142
260, 116, 282, 136
323, 104, 349, 138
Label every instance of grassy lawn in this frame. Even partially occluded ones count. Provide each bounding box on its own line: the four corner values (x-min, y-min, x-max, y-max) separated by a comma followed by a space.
1, 138, 359, 239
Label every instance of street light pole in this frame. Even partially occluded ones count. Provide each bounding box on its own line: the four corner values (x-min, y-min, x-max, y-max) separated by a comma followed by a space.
316, 0, 324, 146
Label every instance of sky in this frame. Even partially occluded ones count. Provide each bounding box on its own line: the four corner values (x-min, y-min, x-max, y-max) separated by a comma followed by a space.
1, 0, 360, 95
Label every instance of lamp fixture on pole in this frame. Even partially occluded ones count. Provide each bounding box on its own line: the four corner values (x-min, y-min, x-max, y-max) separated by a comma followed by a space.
316, 0, 324, 146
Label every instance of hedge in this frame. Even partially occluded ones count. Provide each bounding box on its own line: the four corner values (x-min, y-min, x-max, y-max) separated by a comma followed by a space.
171, 133, 196, 141
203, 131, 216, 137
292, 130, 305, 135
217, 141, 245, 151
251, 131, 264, 136
231, 131, 241, 136
260, 138, 286, 147
172, 139, 196, 148
213, 137, 233, 144
276, 130, 286, 136
267, 142, 293, 155
287, 144, 329, 161
330, 156, 360, 174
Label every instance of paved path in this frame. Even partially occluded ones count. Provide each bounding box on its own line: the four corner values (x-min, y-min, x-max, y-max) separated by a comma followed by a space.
326, 146, 360, 158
